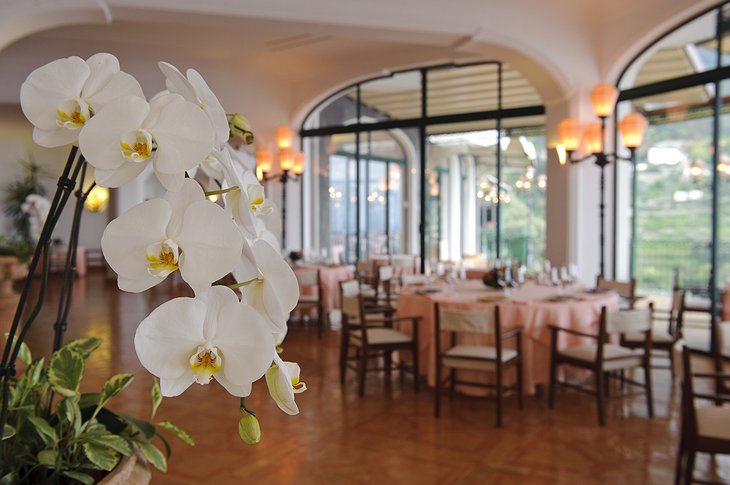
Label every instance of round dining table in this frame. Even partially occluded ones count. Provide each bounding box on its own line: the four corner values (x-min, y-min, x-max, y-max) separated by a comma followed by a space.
395, 279, 620, 394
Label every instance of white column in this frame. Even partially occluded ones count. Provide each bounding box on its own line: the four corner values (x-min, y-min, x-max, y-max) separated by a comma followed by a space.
463, 155, 477, 255
448, 154, 462, 262
439, 171, 449, 261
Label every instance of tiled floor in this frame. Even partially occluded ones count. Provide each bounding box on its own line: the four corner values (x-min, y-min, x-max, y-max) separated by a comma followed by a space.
8, 271, 730, 484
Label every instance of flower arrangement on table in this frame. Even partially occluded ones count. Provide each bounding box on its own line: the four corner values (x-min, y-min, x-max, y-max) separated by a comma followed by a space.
0, 53, 305, 482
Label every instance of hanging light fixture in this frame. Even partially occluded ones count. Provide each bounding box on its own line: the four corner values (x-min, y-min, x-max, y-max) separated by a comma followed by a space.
556, 83, 649, 277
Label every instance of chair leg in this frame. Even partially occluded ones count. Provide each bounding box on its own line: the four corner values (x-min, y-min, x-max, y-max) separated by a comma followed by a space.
384, 352, 393, 381
595, 371, 606, 427
674, 432, 685, 485
412, 348, 420, 393
317, 307, 324, 339
516, 362, 524, 411
548, 359, 557, 409
434, 361, 441, 418
669, 349, 676, 381
496, 366, 503, 428
339, 333, 348, 385
683, 450, 695, 485
449, 369, 456, 400
644, 364, 654, 418
357, 349, 367, 398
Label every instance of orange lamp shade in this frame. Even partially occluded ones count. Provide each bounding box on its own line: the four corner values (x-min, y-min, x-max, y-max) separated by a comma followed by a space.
618, 112, 649, 149
256, 149, 273, 173
279, 148, 294, 171
292, 152, 305, 174
557, 118, 582, 152
590, 83, 618, 118
581, 122, 603, 154
275, 126, 293, 150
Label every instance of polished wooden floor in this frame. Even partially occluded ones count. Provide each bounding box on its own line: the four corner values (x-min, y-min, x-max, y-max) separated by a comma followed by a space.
9, 271, 730, 484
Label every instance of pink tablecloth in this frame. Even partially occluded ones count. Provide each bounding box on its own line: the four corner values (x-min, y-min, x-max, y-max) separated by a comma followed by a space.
295, 265, 353, 313
395, 280, 620, 394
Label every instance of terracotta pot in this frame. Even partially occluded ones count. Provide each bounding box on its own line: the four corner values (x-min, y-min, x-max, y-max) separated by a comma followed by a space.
98, 448, 151, 485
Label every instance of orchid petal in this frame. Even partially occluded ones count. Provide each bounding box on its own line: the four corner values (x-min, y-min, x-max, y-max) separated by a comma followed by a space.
232, 240, 259, 284
79, 95, 150, 170
225, 188, 257, 239
158, 62, 197, 103
32, 127, 80, 148
92, 159, 148, 188
214, 374, 252, 398
195, 286, 240, 340
154, 170, 186, 192
242, 281, 286, 333
177, 200, 242, 291
252, 239, 299, 313
213, 302, 275, 396
134, 297, 206, 382
150, 98, 215, 174
101, 198, 171, 292
85, 71, 144, 113
265, 354, 299, 415
81, 53, 120, 100
160, 373, 196, 397
163, 178, 205, 239
187, 68, 229, 144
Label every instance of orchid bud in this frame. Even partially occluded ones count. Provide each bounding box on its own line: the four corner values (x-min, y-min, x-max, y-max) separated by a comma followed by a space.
238, 409, 261, 444
229, 113, 254, 145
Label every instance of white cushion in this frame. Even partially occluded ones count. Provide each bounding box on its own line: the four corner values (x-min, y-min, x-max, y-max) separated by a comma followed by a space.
697, 406, 730, 440
441, 345, 518, 371
351, 328, 411, 345
298, 295, 320, 304
624, 331, 675, 344
559, 344, 644, 371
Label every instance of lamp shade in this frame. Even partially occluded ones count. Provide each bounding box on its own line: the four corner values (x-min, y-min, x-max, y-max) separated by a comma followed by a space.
581, 122, 603, 154
618, 112, 648, 149
590, 83, 618, 118
557, 118, 582, 152
256, 149, 273, 173
292, 152, 304, 174
279, 148, 293, 171
275, 126, 293, 149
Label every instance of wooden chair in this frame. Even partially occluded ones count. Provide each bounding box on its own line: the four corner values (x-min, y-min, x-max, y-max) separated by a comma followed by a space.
596, 276, 637, 309
548, 305, 654, 426
434, 304, 523, 426
355, 259, 377, 289
401, 274, 431, 287
339, 284, 420, 396
376, 265, 398, 308
675, 346, 730, 485
294, 269, 325, 338
621, 288, 684, 378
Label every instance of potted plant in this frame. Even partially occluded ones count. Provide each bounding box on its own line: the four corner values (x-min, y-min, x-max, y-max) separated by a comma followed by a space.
0, 336, 192, 484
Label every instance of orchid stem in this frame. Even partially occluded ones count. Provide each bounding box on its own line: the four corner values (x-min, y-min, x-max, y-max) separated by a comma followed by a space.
205, 186, 239, 197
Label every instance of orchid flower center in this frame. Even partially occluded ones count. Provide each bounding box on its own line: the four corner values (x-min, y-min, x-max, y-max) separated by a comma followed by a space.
245, 185, 272, 215
56, 98, 90, 130
189, 344, 222, 385
146, 239, 181, 277
120, 129, 154, 162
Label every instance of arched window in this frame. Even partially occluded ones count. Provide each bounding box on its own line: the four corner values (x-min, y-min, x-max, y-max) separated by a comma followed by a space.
301, 62, 546, 270
614, 3, 730, 309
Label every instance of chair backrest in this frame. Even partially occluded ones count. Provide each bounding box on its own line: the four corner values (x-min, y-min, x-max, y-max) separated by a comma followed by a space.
606, 305, 652, 334
295, 269, 319, 287
669, 287, 685, 337
391, 254, 415, 269
437, 306, 496, 334
596, 276, 636, 300
356, 260, 375, 276
341, 279, 360, 298
378, 265, 394, 281
402, 274, 430, 287
340, 292, 361, 319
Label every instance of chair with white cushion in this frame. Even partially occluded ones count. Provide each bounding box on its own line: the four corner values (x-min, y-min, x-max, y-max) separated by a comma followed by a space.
401, 274, 431, 287
434, 304, 523, 427
548, 305, 654, 426
675, 346, 730, 485
339, 280, 419, 395
597, 275, 637, 309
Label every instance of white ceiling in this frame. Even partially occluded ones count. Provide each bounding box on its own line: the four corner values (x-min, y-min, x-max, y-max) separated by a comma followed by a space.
0, 0, 720, 137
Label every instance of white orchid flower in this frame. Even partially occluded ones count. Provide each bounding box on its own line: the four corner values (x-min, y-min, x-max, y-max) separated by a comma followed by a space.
79, 93, 215, 190
240, 239, 299, 332
101, 179, 242, 293
265, 354, 306, 415
134, 286, 275, 397
273, 327, 288, 353
225, 143, 256, 172
20, 53, 143, 148
158, 62, 230, 146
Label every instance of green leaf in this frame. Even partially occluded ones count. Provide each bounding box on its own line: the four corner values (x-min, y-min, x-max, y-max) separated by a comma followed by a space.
0, 472, 17, 485
99, 373, 134, 407
116, 412, 155, 440
157, 420, 194, 446
79, 392, 100, 409
2, 424, 15, 440
37, 448, 57, 467
155, 430, 172, 459
64, 337, 102, 359
82, 441, 120, 471
62, 471, 95, 485
4, 332, 31, 366
151, 378, 162, 419
136, 440, 167, 472
84, 429, 132, 457
25, 356, 45, 387
27, 415, 58, 446
58, 398, 82, 436
49, 347, 84, 398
